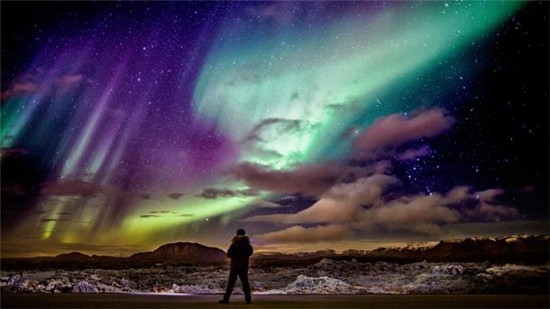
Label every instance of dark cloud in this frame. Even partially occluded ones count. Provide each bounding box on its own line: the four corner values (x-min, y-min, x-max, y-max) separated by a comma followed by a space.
0, 148, 28, 158
240, 118, 319, 165
474, 188, 504, 202
244, 118, 305, 143
196, 187, 260, 199
244, 174, 399, 225
326, 103, 346, 111
256, 200, 289, 208
141, 211, 193, 217
274, 195, 299, 203
41, 218, 67, 222
168, 193, 184, 200
141, 210, 191, 217
1, 184, 26, 195
258, 225, 352, 244
139, 214, 160, 218
228, 161, 386, 196
40, 179, 105, 197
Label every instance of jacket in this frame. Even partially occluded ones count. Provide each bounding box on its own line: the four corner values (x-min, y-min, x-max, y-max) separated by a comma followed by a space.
227, 235, 253, 269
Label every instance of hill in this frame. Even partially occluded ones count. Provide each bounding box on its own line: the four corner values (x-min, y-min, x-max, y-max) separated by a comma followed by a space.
2, 242, 227, 270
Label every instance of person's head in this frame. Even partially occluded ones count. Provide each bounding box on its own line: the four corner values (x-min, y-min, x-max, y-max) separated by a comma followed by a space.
236, 228, 246, 236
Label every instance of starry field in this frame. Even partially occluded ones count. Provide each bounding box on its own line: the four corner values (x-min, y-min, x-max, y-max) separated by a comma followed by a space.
1, 1, 548, 261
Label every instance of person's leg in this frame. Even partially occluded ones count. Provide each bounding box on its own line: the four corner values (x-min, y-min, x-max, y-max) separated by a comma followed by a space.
238, 271, 252, 303
222, 269, 238, 302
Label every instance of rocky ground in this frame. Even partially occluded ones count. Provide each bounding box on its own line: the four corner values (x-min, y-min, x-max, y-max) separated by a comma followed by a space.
1, 259, 548, 295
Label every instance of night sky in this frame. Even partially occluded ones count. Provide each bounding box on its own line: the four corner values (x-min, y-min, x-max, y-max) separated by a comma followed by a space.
1, 1, 548, 257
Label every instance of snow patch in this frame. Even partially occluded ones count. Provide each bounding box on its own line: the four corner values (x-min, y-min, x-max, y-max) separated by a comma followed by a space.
485, 264, 549, 276
431, 264, 464, 275
169, 283, 223, 294
263, 275, 365, 294
4, 275, 39, 292
72, 280, 98, 293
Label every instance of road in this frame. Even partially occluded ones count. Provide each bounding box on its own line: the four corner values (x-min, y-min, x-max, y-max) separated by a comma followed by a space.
2, 294, 549, 308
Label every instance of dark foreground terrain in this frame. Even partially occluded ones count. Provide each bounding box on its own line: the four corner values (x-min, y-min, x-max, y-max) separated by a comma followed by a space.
1, 294, 549, 308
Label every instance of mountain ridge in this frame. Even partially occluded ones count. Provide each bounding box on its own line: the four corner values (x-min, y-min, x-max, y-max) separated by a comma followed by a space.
2, 235, 548, 270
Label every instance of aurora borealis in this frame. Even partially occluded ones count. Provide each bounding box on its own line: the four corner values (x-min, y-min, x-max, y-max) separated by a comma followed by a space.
1, 1, 548, 257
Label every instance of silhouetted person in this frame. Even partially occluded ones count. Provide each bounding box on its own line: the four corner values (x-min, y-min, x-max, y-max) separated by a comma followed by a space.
219, 228, 253, 304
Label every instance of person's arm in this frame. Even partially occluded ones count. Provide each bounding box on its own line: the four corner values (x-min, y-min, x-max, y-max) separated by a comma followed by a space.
227, 243, 235, 259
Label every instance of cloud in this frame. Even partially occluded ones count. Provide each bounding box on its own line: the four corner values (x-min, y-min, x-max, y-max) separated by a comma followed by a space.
140, 194, 152, 199
41, 218, 67, 222
442, 186, 471, 204
236, 108, 516, 245
244, 118, 305, 143
474, 188, 504, 202
256, 200, 289, 208
40, 178, 124, 200
140, 210, 194, 217
0, 148, 28, 158
275, 195, 299, 203
1, 82, 38, 101
477, 203, 520, 219
140, 214, 160, 218
240, 117, 319, 166
168, 193, 184, 200
395, 145, 432, 161
323, 174, 398, 203
196, 187, 260, 199
1, 74, 85, 101
353, 109, 455, 155
257, 225, 352, 243
40, 179, 105, 197
244, 174, 399, 224
358, 193, 462, 234
467, 203, 519, 221
54, 74, 84, 87
250, 179, 519, 244
228, 162, 383, 196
